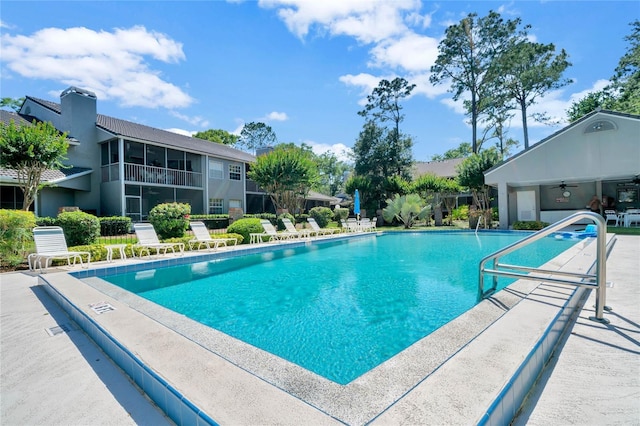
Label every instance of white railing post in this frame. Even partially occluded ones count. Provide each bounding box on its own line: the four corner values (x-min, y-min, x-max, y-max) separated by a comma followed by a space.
478, 212, 610, 323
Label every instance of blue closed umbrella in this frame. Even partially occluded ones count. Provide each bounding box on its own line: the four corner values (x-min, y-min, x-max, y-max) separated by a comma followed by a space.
354, 189, 360, 219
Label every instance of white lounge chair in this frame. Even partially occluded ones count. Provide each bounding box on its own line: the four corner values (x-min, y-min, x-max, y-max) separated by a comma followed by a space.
133, 223, 184, 257
188, 221, 236, 250
359, 217, 374, 231
307, 217, 341, 235
604, 210, 620, 227
281, 218, 315, 238
28, 226, 91, 272
346, 218, 362, 232
623, 209, 640, 227
250, 220, 294, 244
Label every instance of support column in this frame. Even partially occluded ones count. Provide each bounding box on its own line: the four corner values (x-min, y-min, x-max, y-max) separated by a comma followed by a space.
498, 182, 509, 229
118, 138, 125, 217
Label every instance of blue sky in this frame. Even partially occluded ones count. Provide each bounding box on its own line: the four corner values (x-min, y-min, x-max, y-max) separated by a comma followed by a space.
1, 1, 638, 162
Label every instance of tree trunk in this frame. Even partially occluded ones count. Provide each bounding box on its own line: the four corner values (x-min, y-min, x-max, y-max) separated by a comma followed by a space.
521, 100, 529, 150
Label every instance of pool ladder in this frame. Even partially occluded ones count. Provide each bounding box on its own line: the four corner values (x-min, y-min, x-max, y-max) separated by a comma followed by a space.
478, 212, 611, 323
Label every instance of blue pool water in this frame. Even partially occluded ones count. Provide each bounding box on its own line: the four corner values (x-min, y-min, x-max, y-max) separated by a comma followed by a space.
103, 232, 575, 384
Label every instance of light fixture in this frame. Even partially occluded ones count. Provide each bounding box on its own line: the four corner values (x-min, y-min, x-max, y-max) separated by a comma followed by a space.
585, 120, 616, 133
563, 190, 571, 197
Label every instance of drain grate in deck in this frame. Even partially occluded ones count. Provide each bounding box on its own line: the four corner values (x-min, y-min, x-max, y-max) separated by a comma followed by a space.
89, 301, 116, 315
46, 323, 71, 337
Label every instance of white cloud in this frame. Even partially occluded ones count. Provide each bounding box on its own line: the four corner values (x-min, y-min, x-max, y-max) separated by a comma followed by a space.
259, 0, 420, 43
339, 71, 446, 105
262, 111, 289, 121
231, 120, 245, 136
169, 110, 210, 128
338, 72, 385, 105
0, 25, 193, 109
165, 128, 196, 137
369, 33, 439, 72
304, 140, 353, 163
409, 72, 449, 99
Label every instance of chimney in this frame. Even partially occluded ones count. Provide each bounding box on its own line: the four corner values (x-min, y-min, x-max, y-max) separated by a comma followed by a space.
60, 86, 97, 140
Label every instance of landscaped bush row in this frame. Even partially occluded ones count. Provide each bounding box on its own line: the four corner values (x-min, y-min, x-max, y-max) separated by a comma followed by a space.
512, 220, 550, 230
100, 216, 132, 236
189, 214, 229, 229
243, 213, 277, 222
35, 211, 101, 246
0, 209, 36, 268
45, 232, 244, 265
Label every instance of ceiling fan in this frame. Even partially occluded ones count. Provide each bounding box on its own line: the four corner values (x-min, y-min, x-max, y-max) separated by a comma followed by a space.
633, 175, 640, 185
551, 181, 578, 190
551, 181, 577, 197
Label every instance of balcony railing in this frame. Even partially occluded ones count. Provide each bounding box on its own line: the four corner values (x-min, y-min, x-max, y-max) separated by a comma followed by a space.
246, 179, 266, 193
123, 163, 202, 188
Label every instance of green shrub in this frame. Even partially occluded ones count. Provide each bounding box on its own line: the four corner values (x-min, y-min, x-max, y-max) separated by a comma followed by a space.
47, 244, 107, 265
451, 205, 469, 220
57, 211, 100, 246
149, 202, 190, 239
221, 233, 243, 245
310, 206, 334, 228
276, 212, 295, 231
99, 216, 132, 236
68, 244, 103, 263
164, 232, 244, 249
243, 213, 277, 222
36, 216, 58, 227
0, 209, 36, 268
188, 214, 229, 229
227, 218, 263, 244
333, 207, 349, 222
512, 220, 550, 230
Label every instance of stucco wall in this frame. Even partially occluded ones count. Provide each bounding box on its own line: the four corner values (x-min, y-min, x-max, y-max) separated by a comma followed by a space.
485, 114, 640, 186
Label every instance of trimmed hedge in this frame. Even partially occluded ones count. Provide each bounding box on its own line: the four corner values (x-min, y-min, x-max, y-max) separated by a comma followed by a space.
57, 211, 100, 246
333, 207, 349, 222
310, 206, 334, 228
227, 218, 263, 244
99, 216, 132, 236
512, 220, 550, 230
0, 209, 36, 268
36, 216, 58, 227
149, 202, 190, 239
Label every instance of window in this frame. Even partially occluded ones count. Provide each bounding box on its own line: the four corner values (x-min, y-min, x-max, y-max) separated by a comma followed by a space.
101, 143, 109, 166
229, 164, 242, 181
124, 141, 144, 165
186, 152, 201, 172
167, 149, 185, 170
229, 199, 242, 209
209, 160, 223, 179
209, 198, 224, 214
146, 145, 166, 168
110, 140, 119, 163
102, 140, 120, 165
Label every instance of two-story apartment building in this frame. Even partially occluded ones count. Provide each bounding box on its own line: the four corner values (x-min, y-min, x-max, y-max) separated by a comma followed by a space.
1, 86, 257, 219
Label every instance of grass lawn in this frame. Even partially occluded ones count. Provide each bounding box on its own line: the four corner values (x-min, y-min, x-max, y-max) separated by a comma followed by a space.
605, 226, 640, 236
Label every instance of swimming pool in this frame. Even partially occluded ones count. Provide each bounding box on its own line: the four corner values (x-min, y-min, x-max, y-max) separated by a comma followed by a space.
101, 232, 575, 384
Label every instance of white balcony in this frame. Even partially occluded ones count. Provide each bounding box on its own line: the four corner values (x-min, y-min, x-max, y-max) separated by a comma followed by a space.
122, 163, 202, 188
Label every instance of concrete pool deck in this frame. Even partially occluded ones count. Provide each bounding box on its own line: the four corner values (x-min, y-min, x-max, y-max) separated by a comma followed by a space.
1, 234, 638, 425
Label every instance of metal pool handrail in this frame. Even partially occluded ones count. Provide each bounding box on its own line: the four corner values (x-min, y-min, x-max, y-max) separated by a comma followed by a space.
478, 212, 610, 323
